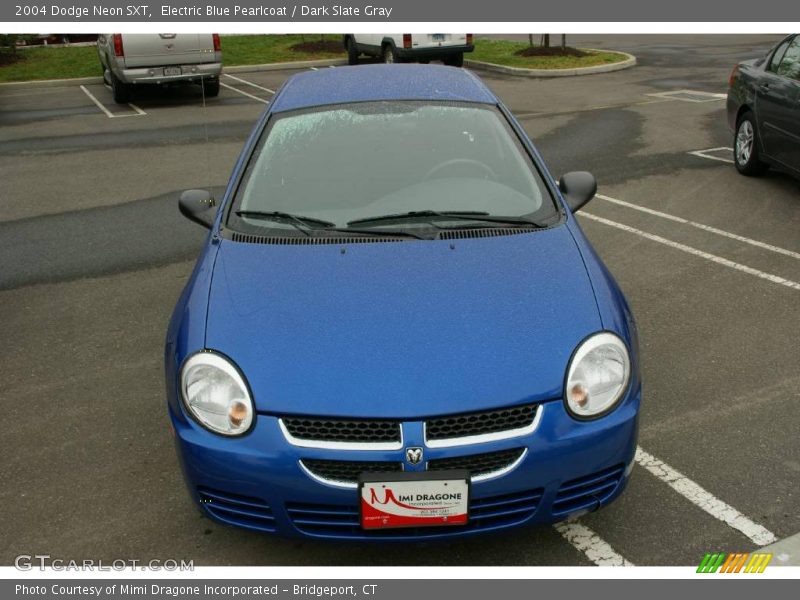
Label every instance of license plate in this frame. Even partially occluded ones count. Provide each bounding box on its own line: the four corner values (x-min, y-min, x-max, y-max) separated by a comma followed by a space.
164, 66, 182, 76
359, 470, 469, 530
431, 34, 446, 41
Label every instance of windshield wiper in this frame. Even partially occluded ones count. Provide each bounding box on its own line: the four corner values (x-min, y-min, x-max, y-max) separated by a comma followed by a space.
235, 210, 336, 237
348, 210, 547, 228
326, 227, 428, 240
235, 210, 427, 240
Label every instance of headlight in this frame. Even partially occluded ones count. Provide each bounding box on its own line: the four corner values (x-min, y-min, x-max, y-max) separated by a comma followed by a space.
180, 351, 254, 436
565, 332, 630, 419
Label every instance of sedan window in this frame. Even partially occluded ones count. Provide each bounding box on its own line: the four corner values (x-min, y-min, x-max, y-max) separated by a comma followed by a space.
777, 37, 800, 81
767, 39, 791, 73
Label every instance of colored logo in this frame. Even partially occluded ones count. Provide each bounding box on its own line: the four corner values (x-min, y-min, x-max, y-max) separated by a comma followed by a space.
697, 552, 772, 573
366, 486, 459, 511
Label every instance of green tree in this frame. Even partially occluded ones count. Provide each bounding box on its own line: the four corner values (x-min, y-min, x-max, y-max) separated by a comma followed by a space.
0, 34, 19, 56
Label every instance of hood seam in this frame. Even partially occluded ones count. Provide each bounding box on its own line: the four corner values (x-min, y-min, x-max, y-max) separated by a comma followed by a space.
564, 217, 605, 330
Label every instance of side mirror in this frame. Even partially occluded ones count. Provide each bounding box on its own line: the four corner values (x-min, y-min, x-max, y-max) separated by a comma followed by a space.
179, 189, 217, 229
558, 171, 597, 213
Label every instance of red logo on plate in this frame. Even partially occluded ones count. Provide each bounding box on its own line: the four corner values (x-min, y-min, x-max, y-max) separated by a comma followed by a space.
368, 487, 458, 511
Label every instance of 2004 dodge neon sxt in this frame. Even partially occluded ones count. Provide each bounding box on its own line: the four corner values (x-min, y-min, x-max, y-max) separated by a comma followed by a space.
165, 64, 641, 539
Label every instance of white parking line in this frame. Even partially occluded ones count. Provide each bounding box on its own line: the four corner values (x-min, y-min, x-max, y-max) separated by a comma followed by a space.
635, 448, 777, 546
646, 90, 727, 102
580, 212, 800, 291
223, 73, 275, 94
554, 521, 634, 566
79, 85, 145, 118
688, 147, 735, 164
309, 67, 319, 71
219, 81, 269, 104
80, 85, 114, 118
596, 194, 800, 261
515, 98, 674, 120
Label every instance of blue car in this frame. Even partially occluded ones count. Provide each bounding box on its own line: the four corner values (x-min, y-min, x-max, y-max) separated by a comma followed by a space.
166, 64, 641, 540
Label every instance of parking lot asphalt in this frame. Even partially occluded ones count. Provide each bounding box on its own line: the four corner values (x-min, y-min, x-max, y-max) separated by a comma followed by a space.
1, 34, 798, 566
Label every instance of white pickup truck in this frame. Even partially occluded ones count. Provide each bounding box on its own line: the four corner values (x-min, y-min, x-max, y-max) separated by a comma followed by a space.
343, 34, 474, 67
97, 34, 222, 103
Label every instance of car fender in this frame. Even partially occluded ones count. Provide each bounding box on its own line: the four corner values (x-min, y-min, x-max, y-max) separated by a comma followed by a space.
164, 240, 221, 420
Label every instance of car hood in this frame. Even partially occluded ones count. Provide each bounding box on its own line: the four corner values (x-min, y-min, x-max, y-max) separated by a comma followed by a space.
206, 227, 602, 418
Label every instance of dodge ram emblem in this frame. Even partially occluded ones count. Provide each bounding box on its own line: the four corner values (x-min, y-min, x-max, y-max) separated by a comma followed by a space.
405, 447, 423, 465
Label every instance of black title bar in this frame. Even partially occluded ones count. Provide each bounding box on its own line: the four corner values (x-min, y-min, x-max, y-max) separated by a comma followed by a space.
4, 0, 800, 23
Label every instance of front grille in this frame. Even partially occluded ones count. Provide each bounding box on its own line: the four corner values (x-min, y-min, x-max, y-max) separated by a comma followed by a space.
286, 487, 543, 538
197, 487, 276, 532
282, 417, 401, 444
552, 464, 625, 518
283, 404, 538, 446
425, 404, 538, 442
428, 448, 525, 478
301, 459, 403, 484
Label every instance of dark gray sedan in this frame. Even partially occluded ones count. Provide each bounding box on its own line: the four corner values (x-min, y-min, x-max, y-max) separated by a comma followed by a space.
727, 34, 800, 178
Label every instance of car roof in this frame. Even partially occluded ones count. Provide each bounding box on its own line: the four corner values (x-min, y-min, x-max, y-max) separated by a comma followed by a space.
269, 64, 499, 113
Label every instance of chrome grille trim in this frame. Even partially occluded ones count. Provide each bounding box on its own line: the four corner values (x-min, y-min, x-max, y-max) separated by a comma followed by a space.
299, 461, 359, 489
471, 448, 528, 483
424, 404, 544, 448
299, 460, 405, 490
279, 419, 404, 451
427, 448, 528, 483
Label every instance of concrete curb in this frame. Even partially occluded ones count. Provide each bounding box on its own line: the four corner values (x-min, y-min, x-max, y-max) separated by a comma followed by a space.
0, 75, 104, 88
17, 41, 98, 49
465, 50, 636, 78
0, 58, 349, 89
758, 531, 800, 566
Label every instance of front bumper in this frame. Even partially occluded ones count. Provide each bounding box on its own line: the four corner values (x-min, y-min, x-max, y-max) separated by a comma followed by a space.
117, 62, 221, 85
171, 386, 640, 541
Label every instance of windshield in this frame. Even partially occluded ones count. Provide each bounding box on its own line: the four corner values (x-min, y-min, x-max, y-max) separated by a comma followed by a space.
228, 101, 559, 234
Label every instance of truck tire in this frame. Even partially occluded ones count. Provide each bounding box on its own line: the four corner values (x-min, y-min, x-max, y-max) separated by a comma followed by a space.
382, 44, 398, 64
444, 53, 464, 68
202, 77, 220, 98
110, 72, 132, 104
346, 37, 359, 65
